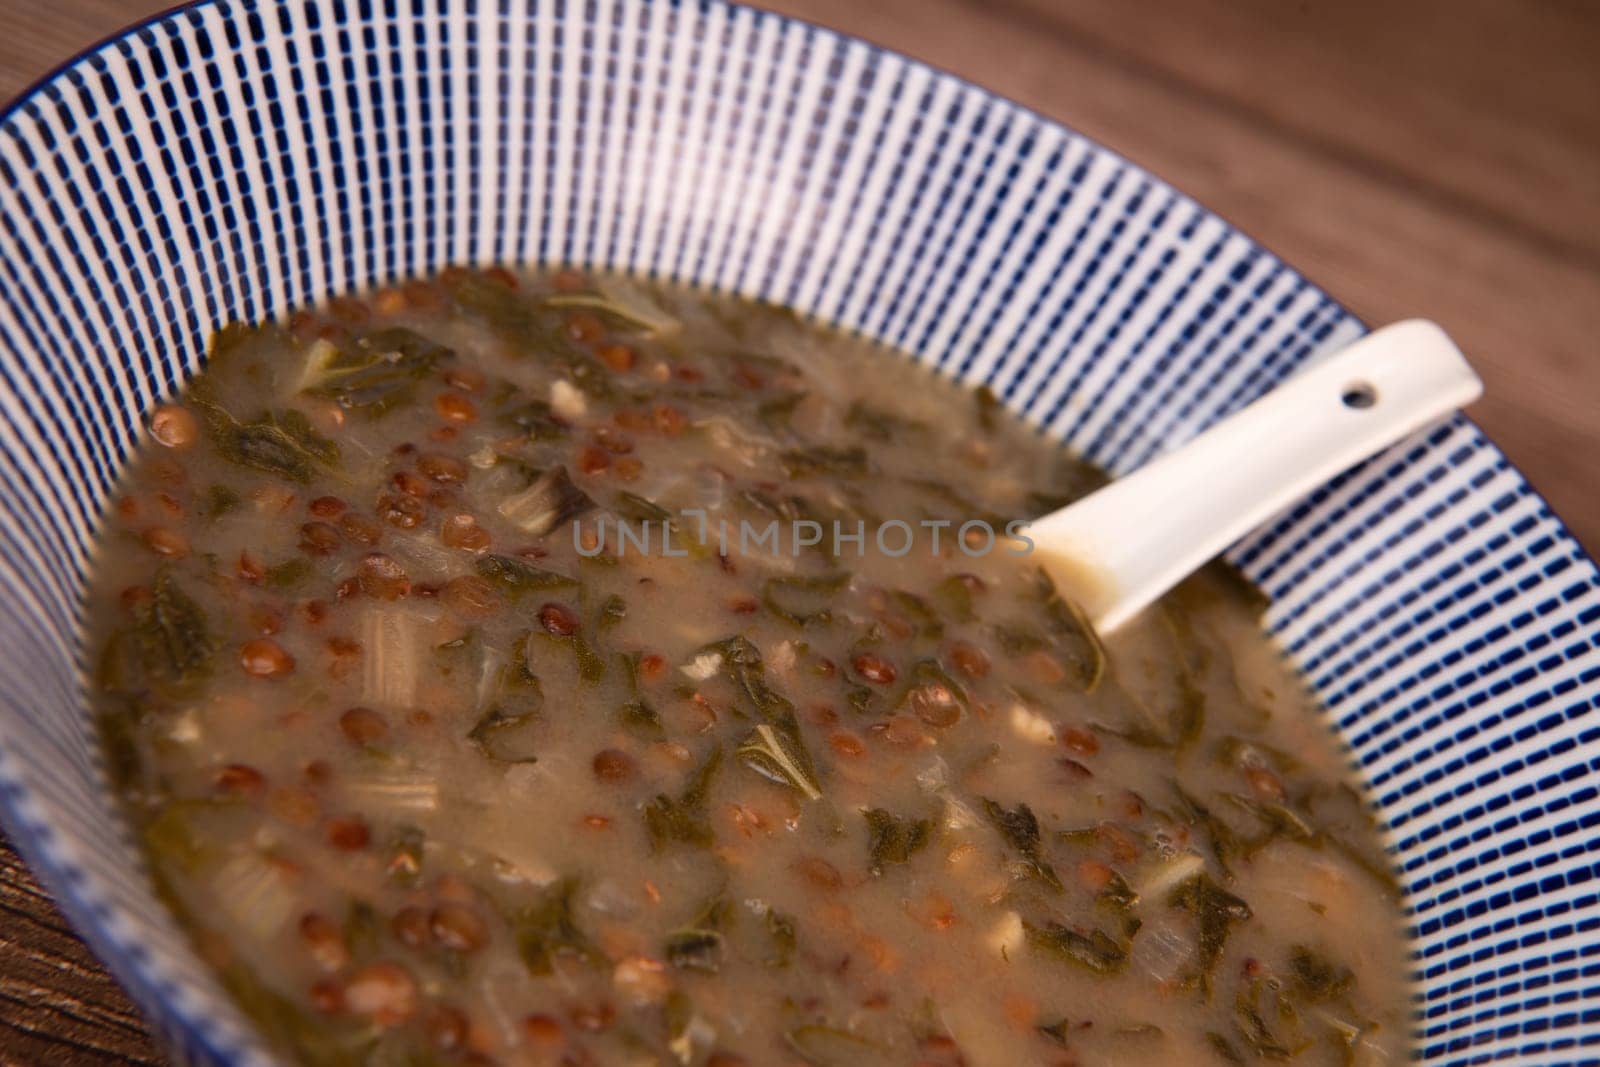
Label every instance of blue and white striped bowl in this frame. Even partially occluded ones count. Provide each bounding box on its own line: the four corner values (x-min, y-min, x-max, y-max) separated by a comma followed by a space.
1, 1, 1595, 1063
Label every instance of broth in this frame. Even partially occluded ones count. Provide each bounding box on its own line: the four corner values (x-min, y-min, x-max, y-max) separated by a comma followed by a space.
87, 268, 1411, 1066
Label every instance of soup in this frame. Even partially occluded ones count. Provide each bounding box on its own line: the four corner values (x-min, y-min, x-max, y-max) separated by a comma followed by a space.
88, 268, 1410, 1065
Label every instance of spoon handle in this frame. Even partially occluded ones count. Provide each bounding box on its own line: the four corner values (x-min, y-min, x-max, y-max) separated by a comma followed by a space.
1026, 320, 1484, 634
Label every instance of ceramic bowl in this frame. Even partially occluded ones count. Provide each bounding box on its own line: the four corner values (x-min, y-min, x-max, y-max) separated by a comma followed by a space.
0, 1, 1596, 1063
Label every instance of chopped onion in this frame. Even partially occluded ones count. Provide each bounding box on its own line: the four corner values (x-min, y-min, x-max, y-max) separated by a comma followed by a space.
290, 337, 341, 394
987, 910, 1024, 958
1138, 851, 1207, 900
680, 651, 723, 681
1130, 917, 1193, 983
498, 466, 595, 536
342, 770, 441, 813
212, 853, 296, 942
478, 964, 531, 1047
1008, 703, 1057, 746
386, 531, 469, 579
546, 277, 680, 336
360, 604, 437, 709
167, 707, 202, 746
695, 415, 780, 470
550, 379, 587, 420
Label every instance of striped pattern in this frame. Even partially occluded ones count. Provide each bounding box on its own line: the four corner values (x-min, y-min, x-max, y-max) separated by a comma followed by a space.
0, 0, 1595, 1063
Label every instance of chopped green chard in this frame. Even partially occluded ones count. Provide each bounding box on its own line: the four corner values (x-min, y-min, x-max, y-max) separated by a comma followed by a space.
643, 744, 724, 851
863, 808, 933, 875
301, 326, 452, 416
474, 553, 579, 596
88, 268, 1410, 1066
193, 397, 339, 483
981, 797, 1064, 892
1025, 921, 1129, 975
516, 877, 603, 975
736, 715, 823, 801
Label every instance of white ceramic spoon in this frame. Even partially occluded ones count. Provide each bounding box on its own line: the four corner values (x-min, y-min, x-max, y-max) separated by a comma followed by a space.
1026, 320, 1483, 634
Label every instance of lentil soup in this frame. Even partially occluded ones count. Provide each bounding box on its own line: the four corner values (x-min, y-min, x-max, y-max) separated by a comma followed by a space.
88, 268, 1411, 1066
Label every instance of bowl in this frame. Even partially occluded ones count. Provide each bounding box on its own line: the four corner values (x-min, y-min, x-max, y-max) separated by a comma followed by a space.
1, 1, 1597, 1063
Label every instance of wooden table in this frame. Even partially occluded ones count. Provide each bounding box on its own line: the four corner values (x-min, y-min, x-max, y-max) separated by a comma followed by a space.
0, 0, 1596, 1061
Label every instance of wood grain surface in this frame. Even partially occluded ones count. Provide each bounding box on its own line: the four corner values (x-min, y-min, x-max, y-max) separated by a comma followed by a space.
0, 1, 1596, 1062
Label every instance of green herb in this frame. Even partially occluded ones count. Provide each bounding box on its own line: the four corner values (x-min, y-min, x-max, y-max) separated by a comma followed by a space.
1030, 567, 1107, 693
492, 632, 545, 715
1233, 979, 1296, 1060
763, 908, 797, 969
665, 928, 723, 973
385, 826, 425, 887
529, 628, 606, 682
737, 715, 823, 801
845, 400, 926, 442
697, 636, 794, 719
664, 894, 732, 973
643, 744, 724, 851
616, 652, 665, 739
1168, 874, 1253, 994
619, 700, 665, 739
1326, 835, 1402, 899
974, 384, 1002, 433
467, 705, 542, 763
1288, 945, 1354, 1003
202, 484, 241, 518
1171, 782, 1243, 878
262, 557, 312, 590
1024, 921, 1128, 974
780, 444, 869, 479
97, 704, 144, 791
1207, 1031, 1245, 1064
344, 898, 382, 959
762, 572, 850, 628
784, 1025, 881, 1065
545, 278, 679, 335
1098, 871, 1140, 912
890, 590, 944, 639
1224, 793, 1318, 845
195, 400, 339, 483
455, 273, 539, 335
991, 621, 1049, 655
563, 632, 607, 683
934, 575, 978, 622
474, 554, 579, 597
99, 569, 215, 696
140, 798, 241, 872
1209, 560, 1271, 618
1036, 1018, 1077, 1047
757, 389, 807, 432
845, 683, 875, 717
597, 594, 627, 633
863, 808, 933, 875
433, 630, 479, 679
217, 961, 361, 1066
981, 798, 1063, 892
515, 877, 603, 975
1171, 671, 1207, 751
302, 327, 451, 417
